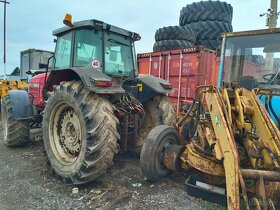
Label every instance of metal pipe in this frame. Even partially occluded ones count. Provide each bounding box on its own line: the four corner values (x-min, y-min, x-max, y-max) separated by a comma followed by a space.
159, 54, 162, 79
241, 169, 280, 181
177, 52, 183, 115
0, 0, 10, 80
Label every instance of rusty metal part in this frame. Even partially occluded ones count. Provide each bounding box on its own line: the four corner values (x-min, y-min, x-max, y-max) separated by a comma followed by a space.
180, 143, 225, 177
253, 88, 273, 96
241, 169, 280, 181
239, 171, 250, 210
163, 144, 184, 172
256, 175, 268, 209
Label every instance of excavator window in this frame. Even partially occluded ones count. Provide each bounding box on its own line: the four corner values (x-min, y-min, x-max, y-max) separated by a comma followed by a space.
222, 32, 280, 90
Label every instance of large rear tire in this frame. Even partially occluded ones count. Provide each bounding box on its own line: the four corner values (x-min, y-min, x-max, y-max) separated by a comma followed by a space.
1, 95, 30, 146
139, 94, 176, 144
155, 25, 196, 42
179, 1, 233, 26
43, 81, 119, 184
188, 21, 233, 40
153, 40, 195, 52
196, 39, 221, 50
140, 125, 179, 182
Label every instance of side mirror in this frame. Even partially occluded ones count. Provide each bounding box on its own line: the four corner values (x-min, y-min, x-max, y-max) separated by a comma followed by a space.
39, 63, 48, 69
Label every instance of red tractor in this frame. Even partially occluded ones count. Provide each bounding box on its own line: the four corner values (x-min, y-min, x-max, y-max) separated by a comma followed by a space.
1, 15, 176, 184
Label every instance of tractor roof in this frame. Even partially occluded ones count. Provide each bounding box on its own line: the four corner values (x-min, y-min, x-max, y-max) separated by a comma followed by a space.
53, 19, 141, 41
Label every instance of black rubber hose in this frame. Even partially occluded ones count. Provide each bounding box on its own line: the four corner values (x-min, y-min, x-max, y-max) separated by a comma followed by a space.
178, 99, 196, 128
264, 95, 269, 111
191, 100, 201, 138
268, 95, 280, 128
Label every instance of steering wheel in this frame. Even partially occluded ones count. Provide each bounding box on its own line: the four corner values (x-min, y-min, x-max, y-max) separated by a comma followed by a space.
263, 74, 274, 83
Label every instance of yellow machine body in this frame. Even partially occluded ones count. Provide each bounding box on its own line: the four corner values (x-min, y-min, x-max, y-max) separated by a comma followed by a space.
0, 80, 28, 99
178, 86, 280, 209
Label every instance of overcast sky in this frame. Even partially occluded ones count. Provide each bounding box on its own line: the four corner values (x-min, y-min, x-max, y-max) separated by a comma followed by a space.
0, 0, 273, 73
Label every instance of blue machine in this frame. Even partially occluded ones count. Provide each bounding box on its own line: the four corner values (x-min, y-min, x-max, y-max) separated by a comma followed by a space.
259, 91, 280, 126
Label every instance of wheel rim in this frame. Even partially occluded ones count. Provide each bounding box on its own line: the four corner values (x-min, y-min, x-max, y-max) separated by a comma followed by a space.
2, 103, 8, 141
158, 137, 175, 171
49, 102, 82, 165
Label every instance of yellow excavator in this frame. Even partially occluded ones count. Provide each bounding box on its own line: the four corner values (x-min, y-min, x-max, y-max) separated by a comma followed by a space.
140, 28, 280, 209
0, 80, 28, 100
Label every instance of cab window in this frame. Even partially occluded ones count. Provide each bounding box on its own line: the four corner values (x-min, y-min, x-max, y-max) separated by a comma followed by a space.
53, 32, 72, 69
74, 29, 103, 70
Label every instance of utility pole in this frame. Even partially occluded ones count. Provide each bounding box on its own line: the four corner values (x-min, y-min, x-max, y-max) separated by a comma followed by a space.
0, 0, 10, 80
269, 0, 278, 28
260, 0, 279, 73
267, 0, 278, 74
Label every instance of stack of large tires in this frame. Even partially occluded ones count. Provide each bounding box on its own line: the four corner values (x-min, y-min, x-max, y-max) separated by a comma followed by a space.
153, 25, 196, 52
179, 1, 233, 50
153, 1, 233, 52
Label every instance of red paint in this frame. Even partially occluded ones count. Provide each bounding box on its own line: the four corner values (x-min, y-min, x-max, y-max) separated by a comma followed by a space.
137, 47, 219, 113
29, 73, 49, 108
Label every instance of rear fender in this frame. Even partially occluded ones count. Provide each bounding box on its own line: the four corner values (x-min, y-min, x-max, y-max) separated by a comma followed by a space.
43, 68, 125, 100
8, 90, 33, 120
137, 75, 173, 94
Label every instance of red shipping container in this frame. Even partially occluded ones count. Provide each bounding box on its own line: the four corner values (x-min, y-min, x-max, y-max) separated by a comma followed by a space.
137, 47, 219, 114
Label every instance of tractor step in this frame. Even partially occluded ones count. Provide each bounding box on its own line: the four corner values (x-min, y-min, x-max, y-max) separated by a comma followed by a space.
185, 175, 227, 206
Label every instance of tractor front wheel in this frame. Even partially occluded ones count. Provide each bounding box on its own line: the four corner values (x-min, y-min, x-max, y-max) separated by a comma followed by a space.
1, 95, 30, 146
140, 125, 179, 182
43, 81, 119, 184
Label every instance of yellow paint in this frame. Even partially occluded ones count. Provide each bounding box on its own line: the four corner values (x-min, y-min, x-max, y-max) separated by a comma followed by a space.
0, 80, 28, 99
137, 83, 143, 92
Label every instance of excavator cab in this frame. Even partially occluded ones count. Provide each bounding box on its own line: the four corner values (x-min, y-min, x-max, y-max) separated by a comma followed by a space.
140, 28, 280, 210
218, 28, 280, 126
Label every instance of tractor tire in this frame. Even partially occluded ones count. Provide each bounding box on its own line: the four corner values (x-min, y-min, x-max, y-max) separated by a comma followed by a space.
153, 40, 195, 52
179, 1, 233, 26
1, 95, 30, 146
196, 39, 221, 50
155, 26, 196, 42
140, 125, 179, 182
188, 21, 233, 40
139, 94, 176, 143
43, 81, 119, 184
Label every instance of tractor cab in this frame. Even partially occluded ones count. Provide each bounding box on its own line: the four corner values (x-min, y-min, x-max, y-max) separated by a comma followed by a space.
52, 19, 139, 78
219, 28, 280, 126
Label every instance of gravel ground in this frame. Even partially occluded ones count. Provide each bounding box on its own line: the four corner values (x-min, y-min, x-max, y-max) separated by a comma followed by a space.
0, 128, 224, 210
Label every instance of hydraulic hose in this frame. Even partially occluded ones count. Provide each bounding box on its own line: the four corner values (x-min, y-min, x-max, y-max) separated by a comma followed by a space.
178, 99, 196, 128
268, 95, 280, 128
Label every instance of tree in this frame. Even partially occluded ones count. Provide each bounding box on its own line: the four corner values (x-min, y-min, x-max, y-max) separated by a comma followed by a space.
11, 67, 20, 76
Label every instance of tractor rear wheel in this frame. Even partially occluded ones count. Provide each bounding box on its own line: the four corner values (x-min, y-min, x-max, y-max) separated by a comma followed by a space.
43, 81, 119, 184
139, 94, 176, 145
1, 95, 30, 146
140, 125, 179, 182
